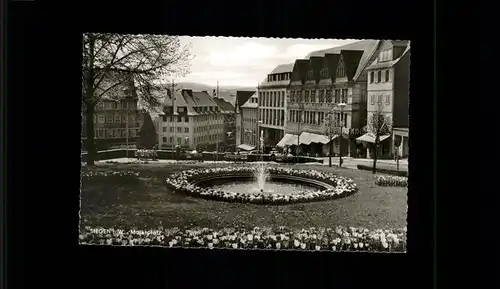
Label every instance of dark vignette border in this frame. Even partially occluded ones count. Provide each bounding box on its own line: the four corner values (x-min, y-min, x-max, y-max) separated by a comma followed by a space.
7, 0, 436, 288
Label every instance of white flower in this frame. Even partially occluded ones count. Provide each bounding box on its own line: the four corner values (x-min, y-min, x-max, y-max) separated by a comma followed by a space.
353, 243, 358, 249
382, 242, 388, 248
106, 239, 112, 245
300, 243, 306, 249
276, 242, 281, 249
359, 242, 363, 249
332, 245, 336, 251
208, 243, 214, 249
315, 245, 321, 251
294, 240, 300, 247
232, 243, 238, 249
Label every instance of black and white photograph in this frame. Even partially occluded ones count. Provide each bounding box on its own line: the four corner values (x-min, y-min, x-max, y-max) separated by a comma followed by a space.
79, 34, 410, 253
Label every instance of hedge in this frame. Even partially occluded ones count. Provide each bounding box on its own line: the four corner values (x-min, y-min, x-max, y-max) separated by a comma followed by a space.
356, 164, 408, 177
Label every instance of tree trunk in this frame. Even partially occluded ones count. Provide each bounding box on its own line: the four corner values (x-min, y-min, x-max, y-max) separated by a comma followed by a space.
372, 138, 379, 174
329, 138, 333, 167
85, 104, 97, 166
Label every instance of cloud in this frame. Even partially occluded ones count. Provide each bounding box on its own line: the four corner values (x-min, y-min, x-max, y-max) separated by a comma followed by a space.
208, 41, 280, 67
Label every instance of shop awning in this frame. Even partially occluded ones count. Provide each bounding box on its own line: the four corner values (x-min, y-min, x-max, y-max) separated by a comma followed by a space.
277, 134, 298, 147
299, 132, 332, 145
237, 144, 256, 151
356, 133, 391, 143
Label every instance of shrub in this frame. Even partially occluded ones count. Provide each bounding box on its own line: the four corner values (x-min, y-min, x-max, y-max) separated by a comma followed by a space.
357, 164, 408, 177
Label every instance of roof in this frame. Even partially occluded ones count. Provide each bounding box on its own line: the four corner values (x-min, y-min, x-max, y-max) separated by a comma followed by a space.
322, 53, 341, 80
366, 42, 411, 70
341, 50, 365, 81
270, 63, 294, 74
241, 92, 258, 109
213, 97, 235, 113
305, 56, 323, 82
305, 40, 381, 82
161, 89, 220, 116
235, 90, 255, 111
290, 59, 310, 84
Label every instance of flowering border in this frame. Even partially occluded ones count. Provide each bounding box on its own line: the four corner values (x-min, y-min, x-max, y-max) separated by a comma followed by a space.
375, 175, 408, 187
81, 171, 140, 178
79, 225, 406, 252
165, 167, 358, 204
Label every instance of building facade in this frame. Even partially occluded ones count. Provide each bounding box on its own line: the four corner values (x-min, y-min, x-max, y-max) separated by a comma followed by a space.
158, 89, 224, 151
213, 97, 236, 151
81, 77, 141, 150
238, 92, 259, 148
282, 40, 381, 157
258, 64, 294, 150
359, 40, 410, 159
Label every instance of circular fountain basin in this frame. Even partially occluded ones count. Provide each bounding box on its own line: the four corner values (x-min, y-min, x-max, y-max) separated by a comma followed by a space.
193, 173, 335, 195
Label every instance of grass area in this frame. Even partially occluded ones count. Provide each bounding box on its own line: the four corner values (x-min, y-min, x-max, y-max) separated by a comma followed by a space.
80, 163, 407, 231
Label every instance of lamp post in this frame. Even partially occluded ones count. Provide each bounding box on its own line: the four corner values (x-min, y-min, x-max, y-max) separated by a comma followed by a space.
257, 120, 263, 155
337, 103, 346, 167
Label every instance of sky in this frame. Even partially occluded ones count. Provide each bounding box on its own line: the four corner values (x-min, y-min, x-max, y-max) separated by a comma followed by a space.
174, 36, 360, 88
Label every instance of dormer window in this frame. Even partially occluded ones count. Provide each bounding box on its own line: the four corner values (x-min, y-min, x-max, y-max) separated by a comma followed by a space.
379, 49, 393, 62
370, 71, 375, 83
337, 59, 346, 77
320, 67, 329, 78
377, 71, 382, 83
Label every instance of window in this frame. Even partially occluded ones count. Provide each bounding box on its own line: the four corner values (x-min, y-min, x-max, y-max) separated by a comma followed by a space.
326, 90, 333, 102
163, 127, 167, 132
122, 102, 128, 109
337, 60, 346, 77
385, 70, 390, 82
177, 127, 182, 133
98, 129, 104, 138
304, 90, 310, 102
378, 95, 383, 103
185, 127, 189, 133
107, 129, 113, 138
115, 114, 121, 123
310, 90, 316, 103
185, 116, 189, 122
105, 102, 113, 110
130, 115, 136, 122
185, 137, 189, 144
370, 95, 375, 105
177, 115, 182, 122
385, 95, 390, 104
370, 71, 374, 83
170, 127, 174, 132
97, 102, 104, 110
106, 115, 113, 123
377, 71, 382, 83
318, 90, 325, 103
334, 89, 340, 103
163, 137, 167, 142
170, 137, 173, 143
341, 89, 348, 103
98, 115, 105, 123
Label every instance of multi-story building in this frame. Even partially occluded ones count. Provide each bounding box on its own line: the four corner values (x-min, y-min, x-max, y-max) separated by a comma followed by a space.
235, 91, 256, 150
258, 63, 294, 149
358, 40, 410, 159
81, 76, 141, 150
157, 89, 224, 151
213, 96, 236, 151
282, 40, 381, 157
236, 92, 259, 149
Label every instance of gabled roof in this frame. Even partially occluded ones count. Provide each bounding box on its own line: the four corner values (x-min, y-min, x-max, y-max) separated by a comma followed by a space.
366, 42, 411, 70
305, 56, 323, 83
340, 50, 364, 81
235, 90, 255, 112
321, 53, 341, 81
241, 92, 258, 109
306, 40, 381, 82
290, 59, 310, 84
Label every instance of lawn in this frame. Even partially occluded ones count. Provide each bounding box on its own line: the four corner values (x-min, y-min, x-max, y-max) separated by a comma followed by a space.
79, 163, 407, 231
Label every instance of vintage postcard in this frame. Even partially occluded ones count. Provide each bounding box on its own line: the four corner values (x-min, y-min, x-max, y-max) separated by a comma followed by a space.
80, 34, 409, 252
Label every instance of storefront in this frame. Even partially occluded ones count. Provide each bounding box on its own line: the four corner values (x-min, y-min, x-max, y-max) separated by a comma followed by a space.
356, 132, 392, 159
392, 127, 409, 158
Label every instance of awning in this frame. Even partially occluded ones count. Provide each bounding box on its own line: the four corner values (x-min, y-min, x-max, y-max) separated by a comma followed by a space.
299, 132, 332, 145
237, 144, 256, 151
277, 134, 298, 147
356, 133, 391, 143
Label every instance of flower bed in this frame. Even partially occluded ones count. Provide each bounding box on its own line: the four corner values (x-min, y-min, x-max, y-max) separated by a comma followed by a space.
81, 171, 140, 178
165, 167, 357, 205
79, 225, 406, 252
375, 175, 408, 187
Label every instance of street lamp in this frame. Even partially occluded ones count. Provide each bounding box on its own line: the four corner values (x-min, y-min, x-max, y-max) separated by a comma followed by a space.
337, 103, 347, 167
257, 120, 263, 156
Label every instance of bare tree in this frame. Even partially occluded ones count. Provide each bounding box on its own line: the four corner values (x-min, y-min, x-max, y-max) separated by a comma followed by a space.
82, 33, 193, 165
321, 110, 341, 167
367, 102, 392, 173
